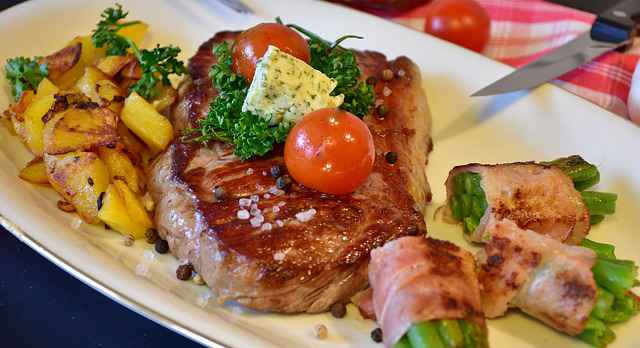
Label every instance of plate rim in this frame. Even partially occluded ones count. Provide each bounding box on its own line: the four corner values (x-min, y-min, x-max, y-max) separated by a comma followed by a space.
0, 213, 227, 348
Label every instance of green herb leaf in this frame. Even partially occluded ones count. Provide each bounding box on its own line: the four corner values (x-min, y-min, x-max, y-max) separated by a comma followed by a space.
92, 4, 140, 56
4, 57, 48, 101
129, 43, 186, 100
192, 42, 291, 160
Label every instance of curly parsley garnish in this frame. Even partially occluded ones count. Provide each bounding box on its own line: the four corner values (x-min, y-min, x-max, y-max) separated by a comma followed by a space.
4, 57, 48, 101
91, 4, 140, 56
128, 44, 186, 100
192, 42, 291, 160
91, 5, 185, 100
193, 21, 375, 160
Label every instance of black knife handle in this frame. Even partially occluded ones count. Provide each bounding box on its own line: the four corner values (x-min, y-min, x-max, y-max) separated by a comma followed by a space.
591, 0, 639, 43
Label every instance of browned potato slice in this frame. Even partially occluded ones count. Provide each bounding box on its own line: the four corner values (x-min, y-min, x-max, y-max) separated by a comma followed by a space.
45, 151, 109, 224
96, 55, 135, 77
98, 146, 142, 193
76, 67, 108, 103
7, 90, 35, 142
43, 107, 118, 155
120, 60, 142, 79
97, 184, 147, 239
113, 179, 153, 230
55, 36, 107, 89
117, 22, 148, 46
18, 158, 50, 185
117, 123, 145, 166
42, 43, 81, 82
24, 79, 60, 156
96, 80, 124, 114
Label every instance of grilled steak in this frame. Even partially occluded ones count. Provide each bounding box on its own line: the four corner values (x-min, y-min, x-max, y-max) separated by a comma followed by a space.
149, 32, 433, 313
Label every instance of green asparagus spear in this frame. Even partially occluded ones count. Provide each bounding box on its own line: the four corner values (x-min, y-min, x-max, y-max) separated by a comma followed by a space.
589, 214, 605, 225
436, 320, 464, 348
592, 258, 637, 297
591, 287, 615, 321
459, 320, 489, 348
542, 155, 600, 191
408, 322, 447, 348
581, 239, 616, 259
578, 317, 616, 347
581, 191, 617, 216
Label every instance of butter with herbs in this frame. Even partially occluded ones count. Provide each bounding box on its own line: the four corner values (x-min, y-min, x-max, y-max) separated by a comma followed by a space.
242, 45, 344, 125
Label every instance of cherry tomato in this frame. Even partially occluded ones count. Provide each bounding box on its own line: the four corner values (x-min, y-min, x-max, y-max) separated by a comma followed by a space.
232, 23, 310, 82
423, 0, 490, 53
284, 108, 375, 195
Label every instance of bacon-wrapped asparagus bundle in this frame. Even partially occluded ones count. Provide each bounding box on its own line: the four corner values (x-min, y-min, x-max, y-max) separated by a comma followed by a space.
369, 236, 488, 348
444, 156, 617, 244
478, 219, 638, 347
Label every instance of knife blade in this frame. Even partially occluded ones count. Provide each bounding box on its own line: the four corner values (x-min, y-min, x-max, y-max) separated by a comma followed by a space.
472, 0, 639, 97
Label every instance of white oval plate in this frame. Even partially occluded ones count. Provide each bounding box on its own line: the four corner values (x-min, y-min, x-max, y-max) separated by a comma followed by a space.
1, 0, 638, 347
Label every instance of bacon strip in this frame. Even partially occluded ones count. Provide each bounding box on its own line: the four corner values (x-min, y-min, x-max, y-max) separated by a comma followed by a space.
445, 162, 590, 244
478, 219, 597, 335
369, 236, 484, 347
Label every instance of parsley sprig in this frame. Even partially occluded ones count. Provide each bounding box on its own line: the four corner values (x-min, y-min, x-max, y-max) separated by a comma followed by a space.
91, 5, 186, 100
192, 42, 291, 160
4, 57, 48, 101
193, 21, 375, 160
91, 4, 140, 56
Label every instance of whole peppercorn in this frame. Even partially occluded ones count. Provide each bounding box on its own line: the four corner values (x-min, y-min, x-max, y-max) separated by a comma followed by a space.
330, 302, 347, 319
385, 151, 398, 164
371, 328, 383, 343
276, 175, 292, 191
176, 263, 194, 281
145, 229, 159, 244
214, 186, 226, 201
154, 239, 169, 254
270, 164, 284, 178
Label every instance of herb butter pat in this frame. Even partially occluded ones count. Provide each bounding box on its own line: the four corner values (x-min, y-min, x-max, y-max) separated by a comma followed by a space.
242, 45, 344, 124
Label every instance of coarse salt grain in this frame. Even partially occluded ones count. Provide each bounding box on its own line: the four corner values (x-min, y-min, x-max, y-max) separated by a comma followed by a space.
246, 168, 254, 175
135, 263, 150, 277
239, 198, 252, 207
277, 201, 286, 207
273, 251, 286, 261
397, 69, 406, 77
263, 193, 271, 199
197, 292, 211, 308
383, 86, 392, 97
261, 223, 272, 231
272, 206, 280, 213
251, 194, 259, 202
70, 217, 83, 230
237, 209, 250, 219
250, 206, 261, 216
275, 219, 284, 227
143, 250, 156, 261
250, 214, 264, 227
295, 208, 317, 222
262, 171, 267, 176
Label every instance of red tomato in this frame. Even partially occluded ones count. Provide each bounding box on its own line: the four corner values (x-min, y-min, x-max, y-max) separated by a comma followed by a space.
232, 23, 310, 82
423, 0, 490, 53
284, 108, 375, 195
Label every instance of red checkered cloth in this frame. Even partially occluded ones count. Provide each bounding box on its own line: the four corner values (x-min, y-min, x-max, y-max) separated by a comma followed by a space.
383, 0, 640, 123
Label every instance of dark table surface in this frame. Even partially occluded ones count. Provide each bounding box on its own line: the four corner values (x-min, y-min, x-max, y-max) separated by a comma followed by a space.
0, 0, 616, 347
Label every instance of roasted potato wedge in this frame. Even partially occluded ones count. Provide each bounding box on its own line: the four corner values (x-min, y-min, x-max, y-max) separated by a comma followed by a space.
96, 80, 124, 113
120, 59, 142, 79
56, 36, 107, 89
96, 55, 135, 77
113, 179, 153, 230
18, 158, 50, 185
45, 151, 109, 224
122, 92, 174, 152
43, 107, 118, 155
117, 22, 148, 46
116, 123, 145, 166
4, 90, 34, 139
24, 80, 60, 156
97, 184, 147, 239
98, 146, 142, 193
42, 43, 81, 82
76, 67, 108, 103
